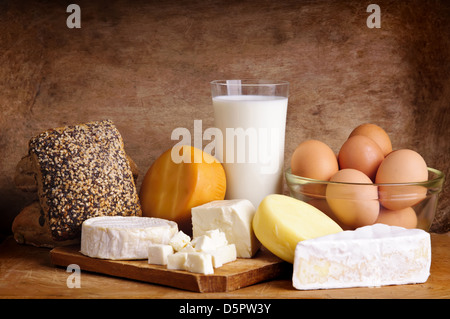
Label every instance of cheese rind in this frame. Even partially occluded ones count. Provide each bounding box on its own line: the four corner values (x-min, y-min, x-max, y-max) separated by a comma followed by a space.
139, 145, 226, 234
191, 199, 260, 258
292, 224, 431, 290
80, 216, 178, 260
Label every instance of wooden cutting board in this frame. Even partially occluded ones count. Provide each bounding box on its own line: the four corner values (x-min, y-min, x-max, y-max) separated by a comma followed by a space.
50, 245, 289, 293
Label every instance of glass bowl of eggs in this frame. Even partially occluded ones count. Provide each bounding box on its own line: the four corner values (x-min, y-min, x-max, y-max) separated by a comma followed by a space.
285, 124, 445, 231
285, 166, 444, 231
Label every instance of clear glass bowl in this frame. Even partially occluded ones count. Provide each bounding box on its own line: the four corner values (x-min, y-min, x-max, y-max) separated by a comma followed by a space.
285, 167, 445, 231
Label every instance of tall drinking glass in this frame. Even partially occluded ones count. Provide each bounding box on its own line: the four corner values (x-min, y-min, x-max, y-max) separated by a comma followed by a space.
210, 79, 289, 208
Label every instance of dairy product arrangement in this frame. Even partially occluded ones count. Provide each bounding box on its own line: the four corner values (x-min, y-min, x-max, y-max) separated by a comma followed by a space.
14, 101, 439, 292
79, 118, 435, 289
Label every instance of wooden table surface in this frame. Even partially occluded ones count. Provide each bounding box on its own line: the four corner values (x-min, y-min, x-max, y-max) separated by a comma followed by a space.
1, 233, 449, 299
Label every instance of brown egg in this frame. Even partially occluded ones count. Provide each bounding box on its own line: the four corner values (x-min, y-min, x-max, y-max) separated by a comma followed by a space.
338, 135, 384, 181
349, 123, 393, 156
375, 206, 418, 229
375, 149, 428, 210
307, 198, 352, 230
291, 139, 339, 180
326, 169, 379, 228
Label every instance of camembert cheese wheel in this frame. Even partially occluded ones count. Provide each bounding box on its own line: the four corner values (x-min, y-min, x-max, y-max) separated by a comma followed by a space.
80, 216, 178, 260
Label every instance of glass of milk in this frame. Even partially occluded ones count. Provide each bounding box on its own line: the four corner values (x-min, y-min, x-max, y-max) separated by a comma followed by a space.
210, 79, 289, 208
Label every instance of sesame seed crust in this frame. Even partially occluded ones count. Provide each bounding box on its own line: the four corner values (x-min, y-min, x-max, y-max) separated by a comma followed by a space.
28, 120, 142, 241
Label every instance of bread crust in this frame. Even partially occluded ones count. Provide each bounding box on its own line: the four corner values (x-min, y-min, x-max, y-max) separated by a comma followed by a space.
28, 120, 142, 241
14, 154, 139, 192
12, 201, 80, 248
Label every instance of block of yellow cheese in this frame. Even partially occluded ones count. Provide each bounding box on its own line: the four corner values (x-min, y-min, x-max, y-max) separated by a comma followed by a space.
252, 194, 343, 263
139, 145, 226, 235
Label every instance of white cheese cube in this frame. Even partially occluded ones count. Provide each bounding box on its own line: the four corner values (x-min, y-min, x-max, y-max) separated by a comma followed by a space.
191, 199, 261, 258
179, 244, 196, 253
148, 244, 173, 265
169, 230, 191, 252
167, 252, 188, 271
292, 224, 431, 290
191, 229, 228, 251
205, 229, 228, 246
204, 244, 237, 268
185, 252, 214, 275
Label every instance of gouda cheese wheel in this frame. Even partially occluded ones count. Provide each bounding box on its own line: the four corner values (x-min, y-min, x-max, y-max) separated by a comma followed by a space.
139, 145, 226, 235
252, 194, 343, 263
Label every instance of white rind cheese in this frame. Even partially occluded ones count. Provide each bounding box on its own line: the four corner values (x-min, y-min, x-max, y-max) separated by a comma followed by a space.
292, 224, 431, 290
191, 199, 261, 258
80, 216, 178, 260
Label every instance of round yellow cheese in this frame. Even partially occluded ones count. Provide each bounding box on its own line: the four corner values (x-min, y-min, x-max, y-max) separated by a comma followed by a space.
252, 194, 343, 263
139, 145, 226, 235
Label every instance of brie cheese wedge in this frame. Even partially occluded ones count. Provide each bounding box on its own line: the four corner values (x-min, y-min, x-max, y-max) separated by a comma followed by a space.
292, 224, 431, 290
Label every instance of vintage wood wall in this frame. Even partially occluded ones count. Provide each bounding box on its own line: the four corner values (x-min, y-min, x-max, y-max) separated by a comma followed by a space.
1, 0, 449, 240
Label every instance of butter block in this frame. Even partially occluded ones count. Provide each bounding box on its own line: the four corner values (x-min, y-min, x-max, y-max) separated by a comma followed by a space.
191, 199, 261, 258
252, 194, 343, 263
148, 244, 174, 265
292, 224, 431, 290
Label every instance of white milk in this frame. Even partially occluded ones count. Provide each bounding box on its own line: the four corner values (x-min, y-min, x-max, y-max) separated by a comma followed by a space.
212, 95, 288, 208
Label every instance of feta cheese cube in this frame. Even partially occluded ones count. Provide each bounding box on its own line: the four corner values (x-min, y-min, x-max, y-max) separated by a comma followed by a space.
204, 244, 237, 268
185, 252, 214, 275
167, 252, 188, 270
192, 199, 261, 258
147, 244, 174, 265
191, 229, 228, 251
169, 230, 191, 252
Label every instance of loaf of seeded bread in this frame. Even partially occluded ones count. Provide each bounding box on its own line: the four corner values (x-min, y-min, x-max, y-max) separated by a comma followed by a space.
14, 153, 139, 193
26, 119, 142, 241
12, 201, 80, 248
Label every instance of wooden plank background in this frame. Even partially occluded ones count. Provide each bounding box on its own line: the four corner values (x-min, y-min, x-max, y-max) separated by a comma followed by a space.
1, 0, 449, 241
